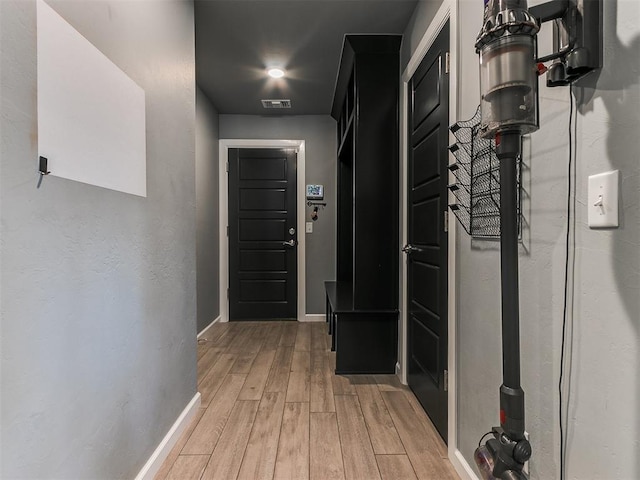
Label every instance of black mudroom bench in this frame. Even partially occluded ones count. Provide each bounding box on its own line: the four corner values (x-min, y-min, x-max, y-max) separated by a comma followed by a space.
325, 281, 397, 374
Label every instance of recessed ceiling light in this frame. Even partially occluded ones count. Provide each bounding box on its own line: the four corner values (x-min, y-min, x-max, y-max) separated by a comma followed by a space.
268, 68, 285, 79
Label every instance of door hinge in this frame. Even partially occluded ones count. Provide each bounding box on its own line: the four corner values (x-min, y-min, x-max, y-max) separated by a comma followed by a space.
444, 369, 449, 391
226, 225, 229, 237
226, 160, 229, 173
445, 52, 450, 74
227, 288, 229, 299
444, 210, 449, 233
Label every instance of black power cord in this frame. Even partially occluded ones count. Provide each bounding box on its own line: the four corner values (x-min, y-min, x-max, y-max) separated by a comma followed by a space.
559, 84, 577, 480
479, 431, 494, 448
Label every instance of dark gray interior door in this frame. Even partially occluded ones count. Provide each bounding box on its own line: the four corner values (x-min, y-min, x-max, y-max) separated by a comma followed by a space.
406, 21, 450, 442
228, 148, 297, 320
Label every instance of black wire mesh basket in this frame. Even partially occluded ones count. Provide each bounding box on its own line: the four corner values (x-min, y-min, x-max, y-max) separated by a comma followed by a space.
448, 106, 521, 238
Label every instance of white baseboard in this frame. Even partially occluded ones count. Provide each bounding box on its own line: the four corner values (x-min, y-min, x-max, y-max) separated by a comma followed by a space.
135, 392, 201, 480
451, 448, 479, 480
197, 316, 221, 339
395, 362, 409, 386
300, 314, 325, 322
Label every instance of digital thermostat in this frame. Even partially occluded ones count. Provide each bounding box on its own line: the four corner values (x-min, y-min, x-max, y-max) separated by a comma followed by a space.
306, 184, 324, 200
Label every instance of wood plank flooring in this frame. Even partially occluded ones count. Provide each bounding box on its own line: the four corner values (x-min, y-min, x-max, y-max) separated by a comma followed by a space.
156, 321, 458, 480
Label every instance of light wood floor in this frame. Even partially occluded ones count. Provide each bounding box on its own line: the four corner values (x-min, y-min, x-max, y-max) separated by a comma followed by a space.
155, 321, 459, 480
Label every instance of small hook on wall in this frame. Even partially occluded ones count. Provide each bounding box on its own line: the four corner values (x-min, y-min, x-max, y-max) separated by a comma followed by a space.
39, 156, 51, 176
37, 156, 51, 189
307, 201, 326, 221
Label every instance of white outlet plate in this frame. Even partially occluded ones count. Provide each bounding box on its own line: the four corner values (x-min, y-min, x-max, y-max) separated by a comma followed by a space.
588, 170, 619, 228
305, 222, 313, 233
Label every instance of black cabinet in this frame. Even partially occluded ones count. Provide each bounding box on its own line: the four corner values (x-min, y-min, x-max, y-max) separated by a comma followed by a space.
325, 35, 401, 374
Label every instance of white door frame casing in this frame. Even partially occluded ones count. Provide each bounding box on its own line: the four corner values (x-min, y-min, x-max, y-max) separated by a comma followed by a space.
218, 139, 306, 323
399, 1, 477, 479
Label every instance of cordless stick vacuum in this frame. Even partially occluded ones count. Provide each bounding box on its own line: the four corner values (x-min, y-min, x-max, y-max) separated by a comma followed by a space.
471, 0, 602, 478
472, 1, 539, 478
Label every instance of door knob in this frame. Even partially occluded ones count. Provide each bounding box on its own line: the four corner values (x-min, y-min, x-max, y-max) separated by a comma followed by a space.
401, 244, 423, 254
282, 239, 297, 247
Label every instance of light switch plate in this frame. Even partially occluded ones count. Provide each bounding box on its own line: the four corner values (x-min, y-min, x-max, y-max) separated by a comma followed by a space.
305, 222, 313, 233
588, 170, 619, 228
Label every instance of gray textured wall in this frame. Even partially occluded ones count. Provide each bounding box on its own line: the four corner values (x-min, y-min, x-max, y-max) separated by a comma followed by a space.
0, 1, 197, 478
405, 1, 640, 479
400, 0, 445, 71
196, 87, 220, 333
219, 115, 337, 314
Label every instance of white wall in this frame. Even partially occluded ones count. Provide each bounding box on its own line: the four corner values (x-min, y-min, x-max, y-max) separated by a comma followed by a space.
557, 2, 640, 477
454, 1, 640, 479
0, 1, 197, 478
196, 87, 220, 332
219, 115, 337, 314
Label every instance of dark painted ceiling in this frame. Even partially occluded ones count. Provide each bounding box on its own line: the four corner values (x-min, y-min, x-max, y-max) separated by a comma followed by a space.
195, 0, 419, 115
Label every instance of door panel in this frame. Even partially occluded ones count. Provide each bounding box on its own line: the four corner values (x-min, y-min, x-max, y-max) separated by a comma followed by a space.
406, 21, 449, 442
228, 148, 297, 320
411, 320, 439, 382
239, 280, 286, 302
239, 218, 286, 241
239, 156, 286, 179
412, 197, 441, 246
239, 250, 287, 272
412, 56, 441, 127
240, 188, 286, 211
412, 128, 441, 186
412, 263, 440, 316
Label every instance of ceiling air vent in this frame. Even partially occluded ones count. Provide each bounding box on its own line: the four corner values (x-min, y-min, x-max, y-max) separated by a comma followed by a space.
261, 99, 291, 109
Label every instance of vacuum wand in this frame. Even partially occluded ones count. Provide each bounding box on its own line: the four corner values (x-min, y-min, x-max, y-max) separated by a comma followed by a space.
498, 132, 525, 439
474, 132, 532, 480
499, 131, 531, 476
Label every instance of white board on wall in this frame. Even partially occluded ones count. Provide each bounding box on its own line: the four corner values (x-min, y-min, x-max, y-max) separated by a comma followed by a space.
37, 0, 147, 197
